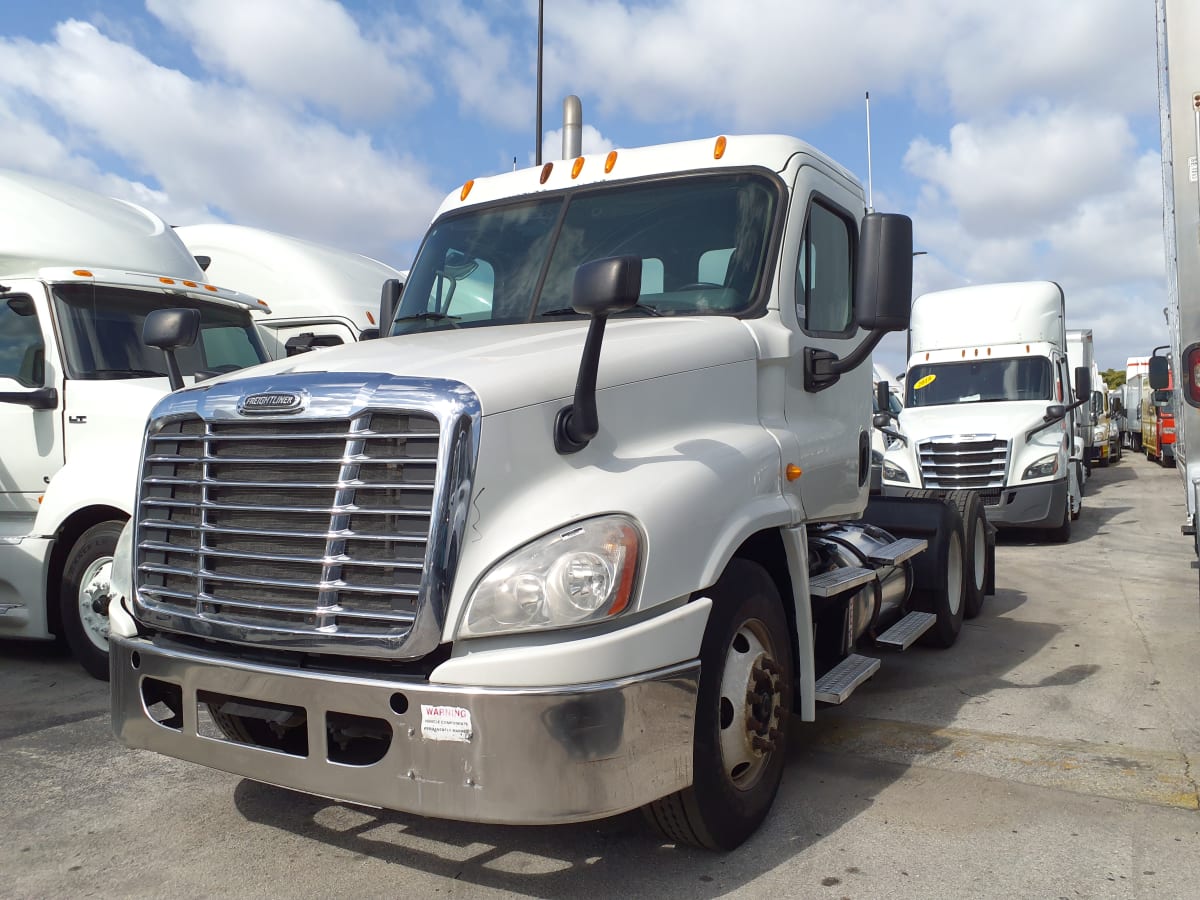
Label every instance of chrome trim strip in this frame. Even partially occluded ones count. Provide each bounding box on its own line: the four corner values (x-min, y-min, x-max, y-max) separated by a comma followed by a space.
133, 373, 481, 659
111, 635, 698, 825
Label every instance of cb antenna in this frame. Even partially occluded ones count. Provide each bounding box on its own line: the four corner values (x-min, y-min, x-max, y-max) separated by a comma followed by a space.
864, 91, 874, 212
535, 0, 544, 165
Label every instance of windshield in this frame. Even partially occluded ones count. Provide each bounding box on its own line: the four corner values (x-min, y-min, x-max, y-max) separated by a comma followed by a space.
906, 357, 1053, 408
391, 172, 779, 334
53, 284, 267, 380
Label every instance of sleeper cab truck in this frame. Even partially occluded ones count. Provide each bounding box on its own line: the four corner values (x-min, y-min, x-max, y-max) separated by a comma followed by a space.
107, 135, 991, 850
0, 169, 271, 679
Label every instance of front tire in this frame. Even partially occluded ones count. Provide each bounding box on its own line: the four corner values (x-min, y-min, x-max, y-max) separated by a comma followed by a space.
1046, 496, 1072, 543
643, 559, 793, 850
60, 520, 124, 681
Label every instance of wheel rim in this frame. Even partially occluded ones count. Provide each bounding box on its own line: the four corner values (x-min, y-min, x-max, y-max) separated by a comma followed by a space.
77, 555, 113, 653
717, 617, 784, 791
972, 522, 986, 592
945, 533, 963, 616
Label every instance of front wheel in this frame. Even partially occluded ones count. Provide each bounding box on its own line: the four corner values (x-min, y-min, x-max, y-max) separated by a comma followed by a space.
60, 520, 125, 680
643, 560, 793, 850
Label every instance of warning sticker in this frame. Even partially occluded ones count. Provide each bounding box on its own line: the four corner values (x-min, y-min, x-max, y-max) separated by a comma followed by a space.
913, 374, 936, 390
420, 704, 473, 742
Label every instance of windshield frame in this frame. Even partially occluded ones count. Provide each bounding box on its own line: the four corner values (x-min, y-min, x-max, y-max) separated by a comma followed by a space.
50, 283, 268, 381
390, 167, 788, 336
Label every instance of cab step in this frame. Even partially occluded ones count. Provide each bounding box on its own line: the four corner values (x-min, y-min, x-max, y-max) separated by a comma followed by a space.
874, 610, 937, 650
867, 536, 927, 566
814, 653, 881, 704
808, 566, 876, 598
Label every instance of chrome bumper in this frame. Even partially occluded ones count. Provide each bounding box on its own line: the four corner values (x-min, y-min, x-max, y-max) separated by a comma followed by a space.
111, 635, 698, 825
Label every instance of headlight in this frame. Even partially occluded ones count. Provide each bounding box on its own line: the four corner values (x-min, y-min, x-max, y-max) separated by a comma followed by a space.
1095, 425, 1108, 440
882, 460, 910, 483
1022, 453, 1059, 480
459, 515, 642, 638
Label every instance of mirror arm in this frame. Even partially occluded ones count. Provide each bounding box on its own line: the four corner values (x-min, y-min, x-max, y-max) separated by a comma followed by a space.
805, 329, 887, 393
0, 387, 58, 410
554, 315, 608, 454
1026, 395, 1089, 442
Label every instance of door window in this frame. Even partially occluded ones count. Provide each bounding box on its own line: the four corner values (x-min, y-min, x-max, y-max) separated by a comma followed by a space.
796, 201, 854, 334
0, 295, 46, 387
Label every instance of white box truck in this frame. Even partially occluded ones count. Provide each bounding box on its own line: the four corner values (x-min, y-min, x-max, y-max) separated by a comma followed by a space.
882, 282, 1089, 542
106, 133, 994, 849
1067, 329, 1118, 468
0, 170, 272, 678
174, 224, 406, 359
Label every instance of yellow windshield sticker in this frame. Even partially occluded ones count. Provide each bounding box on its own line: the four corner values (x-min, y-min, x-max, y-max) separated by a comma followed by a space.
913, 374, 936, 390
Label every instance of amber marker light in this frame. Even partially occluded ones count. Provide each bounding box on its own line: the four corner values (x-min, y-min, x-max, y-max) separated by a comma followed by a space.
606, 531, 641, 618
159, 277, 176, 285
605, 150, 618, 173
182, 280, 197, 287
714, 136, 727, 159
786, 464, 803, 481
366, 310, 376, 325
73, 269, 93, 277
460, 179, 474, 201
257, 299, 268, 306
540, 162, 554, 184
204, 284, 218, 291
571, 156, 585, 178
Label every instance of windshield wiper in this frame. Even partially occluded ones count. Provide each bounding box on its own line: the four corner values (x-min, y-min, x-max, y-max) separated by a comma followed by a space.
393, 312, 461, 323
539, 303, 663, 318
88, 368, 168, 379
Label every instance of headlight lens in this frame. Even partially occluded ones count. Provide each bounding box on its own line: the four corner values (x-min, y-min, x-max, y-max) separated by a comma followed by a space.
882, 460, 910, 483
460, 515, 641, 638
1095, 425, 1109, 440
1022, 453, 1059, 480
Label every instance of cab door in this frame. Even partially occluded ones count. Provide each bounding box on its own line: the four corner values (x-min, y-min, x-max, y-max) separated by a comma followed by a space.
0, 282, 65, 522
780, 163, 872, 522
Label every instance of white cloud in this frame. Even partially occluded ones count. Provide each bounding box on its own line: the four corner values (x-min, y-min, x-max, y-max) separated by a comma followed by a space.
540, 123, 615, 164
0, 20, 445, 262
146, 0, 431, 122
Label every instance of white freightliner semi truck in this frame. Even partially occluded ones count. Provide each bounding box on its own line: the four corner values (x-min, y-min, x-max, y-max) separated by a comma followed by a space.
882, 282, 1090, 543
107, 134, 992, 849
1154, 0, 1200, 560
174, 224, 406, 358
0, 170, 274, 679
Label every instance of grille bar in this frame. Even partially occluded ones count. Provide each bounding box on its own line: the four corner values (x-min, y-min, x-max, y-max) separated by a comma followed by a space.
140, 497, 434, 517
138, 540, 426, 571
143, 475, 437, 491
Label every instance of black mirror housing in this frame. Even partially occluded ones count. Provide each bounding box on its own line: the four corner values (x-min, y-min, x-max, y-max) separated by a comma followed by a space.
1073, 366, 1092, 402
379, 278, 403, 336
855, 213, 913, 332
1043, 403, 1067, 423
572, 255, 642, 316
143, 308, 200, 352
1149, 354, 1169, 390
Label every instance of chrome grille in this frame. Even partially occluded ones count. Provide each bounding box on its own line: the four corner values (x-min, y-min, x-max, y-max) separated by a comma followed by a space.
917, 435, 1009, 489
136, 410, 441, 645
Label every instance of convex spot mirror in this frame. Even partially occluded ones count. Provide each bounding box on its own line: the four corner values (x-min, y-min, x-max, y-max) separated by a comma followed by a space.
1149, 355, 1169, 390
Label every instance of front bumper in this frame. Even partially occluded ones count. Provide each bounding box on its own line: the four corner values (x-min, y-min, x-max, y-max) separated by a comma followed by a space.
0, 535, 53, 639
982, 477, 1068, 529
111, 635, 698, 825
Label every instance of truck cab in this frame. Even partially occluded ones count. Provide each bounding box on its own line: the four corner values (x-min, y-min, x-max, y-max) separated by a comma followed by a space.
1143, 365, 1177, 466
0, 170, 270, 678
109, 134, 981, 850
883, 282, 1085, 541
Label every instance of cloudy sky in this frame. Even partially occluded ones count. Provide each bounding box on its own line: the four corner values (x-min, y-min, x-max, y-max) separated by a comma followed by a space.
0, 0, 1166, 373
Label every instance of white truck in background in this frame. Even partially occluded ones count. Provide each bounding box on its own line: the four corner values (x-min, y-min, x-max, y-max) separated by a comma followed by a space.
1154, 0, 1200, 558
174, 224, 406, 359
107, 133, 994, 849
1067, 329, 1118, 469
1122, 356, 1150, 451
0, 169, 272, 678
883, 282, 1089, 542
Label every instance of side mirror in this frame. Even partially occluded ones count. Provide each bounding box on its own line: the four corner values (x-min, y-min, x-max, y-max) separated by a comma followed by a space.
1149, 354, 1169, 390
378, 278, 403, 337
872, 412, 891, 430
1043, 404, 1067, 423
875, 380, 891, 418
1073, 366, 1091, 402
855, 213, 913, 332
359, 327, 380, 341
143, 308, 201, 391
554, 256, 641, 454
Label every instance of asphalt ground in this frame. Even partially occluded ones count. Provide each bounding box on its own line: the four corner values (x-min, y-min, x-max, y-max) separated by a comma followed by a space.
2, 452, 1197, 899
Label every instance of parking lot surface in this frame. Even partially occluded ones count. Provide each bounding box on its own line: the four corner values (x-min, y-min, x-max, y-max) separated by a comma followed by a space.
2, 456, 1198, 898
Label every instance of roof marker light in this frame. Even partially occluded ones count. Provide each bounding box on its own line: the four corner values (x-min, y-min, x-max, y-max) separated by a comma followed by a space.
571, 156, 584, 179
257, 298, 268, 306
182, 280, 197, 287
460, 180, 474, 201
714, 136, 727, 159
159, 277, 176, 285
605, 150, 618, 173
540, 162, 554, 184
366, 310, 376, 325
73, 269, 93, 277
204, 284, 218, 292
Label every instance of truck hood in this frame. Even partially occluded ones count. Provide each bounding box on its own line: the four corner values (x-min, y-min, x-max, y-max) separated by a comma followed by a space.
896, 400, 1061, 442
200, 318, 760, 415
